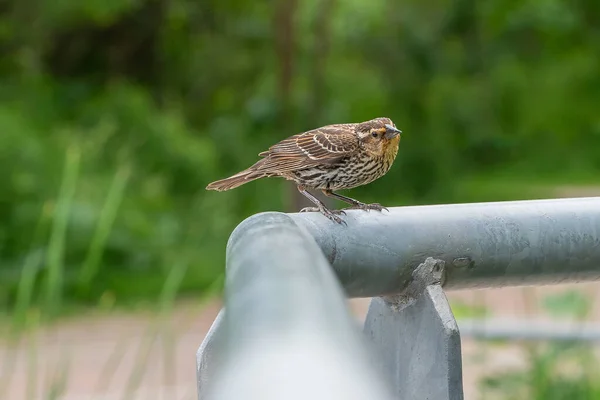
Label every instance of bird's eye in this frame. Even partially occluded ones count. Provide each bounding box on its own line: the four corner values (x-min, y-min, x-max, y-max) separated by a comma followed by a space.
371, 131, 378, 138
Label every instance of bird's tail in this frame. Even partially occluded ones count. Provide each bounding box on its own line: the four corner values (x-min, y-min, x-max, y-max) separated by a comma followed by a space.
206, 160, 268, 191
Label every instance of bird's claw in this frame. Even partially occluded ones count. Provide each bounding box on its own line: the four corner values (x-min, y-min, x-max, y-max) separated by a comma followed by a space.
368, 203, 389, 212
344, 202, 388, 212
323, 209, 347, 225
299, 206, 347, 225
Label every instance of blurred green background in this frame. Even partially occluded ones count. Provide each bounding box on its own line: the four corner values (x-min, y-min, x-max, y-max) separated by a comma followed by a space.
2, 0, 600, 312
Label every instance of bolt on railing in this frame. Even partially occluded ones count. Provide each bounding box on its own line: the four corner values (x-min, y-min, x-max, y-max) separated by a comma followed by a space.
197, 197, 600, 400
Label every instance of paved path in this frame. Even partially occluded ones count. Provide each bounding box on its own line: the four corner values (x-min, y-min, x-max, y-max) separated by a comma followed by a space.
2, 282, 600, 400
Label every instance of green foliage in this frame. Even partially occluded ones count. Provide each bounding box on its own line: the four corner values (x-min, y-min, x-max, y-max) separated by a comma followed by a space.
450, 299, 490, 319
543, 290, 593, 319
1, 82, 232, 310
481, 343, 600, 399
1, 0, 600, 310
479, 290, 597, 399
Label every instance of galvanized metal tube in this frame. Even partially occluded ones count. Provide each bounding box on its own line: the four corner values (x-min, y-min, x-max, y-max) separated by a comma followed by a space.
459, 318, 600, 342
204, 212, 393, 400
290, 197, 600, 297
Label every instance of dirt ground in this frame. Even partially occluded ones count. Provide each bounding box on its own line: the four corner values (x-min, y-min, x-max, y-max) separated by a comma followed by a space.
2, 281, 600, 400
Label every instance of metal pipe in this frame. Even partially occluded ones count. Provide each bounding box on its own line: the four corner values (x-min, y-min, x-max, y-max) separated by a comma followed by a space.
290, 197, 600, 297
459, 318, 600, 342
203, 212, 393, 400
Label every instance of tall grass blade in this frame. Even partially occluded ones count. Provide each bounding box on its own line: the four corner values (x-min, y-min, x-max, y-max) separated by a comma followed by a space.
93, 335, 132, 394
79, 166, 130, 290
13, 251, 43, 332
1, 202, 50, 398
45, 146, 80, 316
45, 347, 70, 400
119, 260, 188, 400
157, 260, 189, 400
119, 322, 159, 400
11, 200, 53, 328
26, 314, 40, 400
158, 261, 189, 314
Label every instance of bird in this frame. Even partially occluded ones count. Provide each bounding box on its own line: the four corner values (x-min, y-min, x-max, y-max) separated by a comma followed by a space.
206, 117, 402, 224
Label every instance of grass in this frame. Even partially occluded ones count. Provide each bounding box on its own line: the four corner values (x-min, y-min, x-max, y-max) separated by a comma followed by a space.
78, 165, 131, 292
2, 160, 600, 398
481, 342, 600, 399
45, 146, 81, 318
476, 288, 600, 400
0, 146, 223, 399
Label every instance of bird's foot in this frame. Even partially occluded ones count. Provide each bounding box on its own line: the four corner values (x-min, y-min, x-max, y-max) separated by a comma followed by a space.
344, 202, 388, 212
300, 206, 347, 225
300, 207, 346, 215
322, 208, 347, 225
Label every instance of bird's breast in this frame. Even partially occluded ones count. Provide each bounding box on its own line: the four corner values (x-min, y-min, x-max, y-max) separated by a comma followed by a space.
318, 153, 389, 190
291, 143, 398, 191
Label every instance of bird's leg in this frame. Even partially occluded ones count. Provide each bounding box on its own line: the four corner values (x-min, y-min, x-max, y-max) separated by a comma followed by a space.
297, 185, 346, 225
322, 190, 388, 212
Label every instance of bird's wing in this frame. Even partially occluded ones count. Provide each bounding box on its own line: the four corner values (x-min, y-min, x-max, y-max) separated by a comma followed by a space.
257, 124, 359, 172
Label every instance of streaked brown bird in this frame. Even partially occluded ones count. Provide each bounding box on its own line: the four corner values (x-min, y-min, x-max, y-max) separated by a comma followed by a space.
206, 117, 402, 224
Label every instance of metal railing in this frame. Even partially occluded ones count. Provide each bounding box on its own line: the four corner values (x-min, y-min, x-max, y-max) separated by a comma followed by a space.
196, 197, 600, 400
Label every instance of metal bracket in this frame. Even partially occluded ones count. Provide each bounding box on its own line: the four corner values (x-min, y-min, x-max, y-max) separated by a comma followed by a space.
196, 310, 225, 399
382, 257, 446, 312
364, 257, 464, 400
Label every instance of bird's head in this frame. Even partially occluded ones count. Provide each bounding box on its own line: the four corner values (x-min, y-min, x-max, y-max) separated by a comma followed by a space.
356, 117, 402, 157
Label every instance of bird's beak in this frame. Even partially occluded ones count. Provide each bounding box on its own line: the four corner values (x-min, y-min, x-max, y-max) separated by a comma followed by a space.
384, 124, 402, 139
